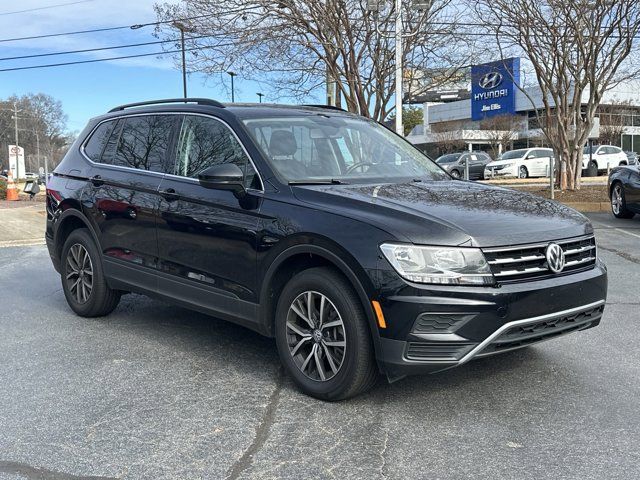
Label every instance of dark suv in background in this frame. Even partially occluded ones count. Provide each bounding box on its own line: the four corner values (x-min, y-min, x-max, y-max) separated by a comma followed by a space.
435, 151, 492, 179
46, 99, 607, 400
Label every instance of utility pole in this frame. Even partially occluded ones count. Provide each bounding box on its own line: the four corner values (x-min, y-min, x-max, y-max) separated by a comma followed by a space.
257, 92, 264, 103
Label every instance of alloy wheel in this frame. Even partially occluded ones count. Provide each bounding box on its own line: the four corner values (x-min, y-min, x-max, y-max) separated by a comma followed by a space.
518, 166, 527, 178
286, 291, 346, 382
65, 243, 93, 304
612, 185, 623, 215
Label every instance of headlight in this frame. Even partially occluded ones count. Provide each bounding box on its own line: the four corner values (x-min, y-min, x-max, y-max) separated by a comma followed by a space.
380, 244, 494, 285
501, 162, 514, 168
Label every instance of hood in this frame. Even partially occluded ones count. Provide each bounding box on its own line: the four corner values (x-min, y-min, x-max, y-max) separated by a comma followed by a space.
292, 180, 592, 247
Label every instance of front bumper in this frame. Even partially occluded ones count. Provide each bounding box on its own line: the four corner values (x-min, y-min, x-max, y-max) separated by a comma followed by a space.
376, 259, 607, 380
484, 166, 516, 178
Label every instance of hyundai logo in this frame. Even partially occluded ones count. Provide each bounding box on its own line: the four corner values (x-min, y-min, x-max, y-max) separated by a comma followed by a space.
478, 71, 503, 90
545, 243, 565, 273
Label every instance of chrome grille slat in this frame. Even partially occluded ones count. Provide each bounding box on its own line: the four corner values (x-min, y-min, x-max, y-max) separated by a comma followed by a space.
482, 235, 596, 283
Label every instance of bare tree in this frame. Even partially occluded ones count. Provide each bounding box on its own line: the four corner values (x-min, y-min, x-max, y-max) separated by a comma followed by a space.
479, 114, 522, 159
475, 0, 640, 190
597, 100, 634, 147
432, 129, 466, 154
154, 0, 474, 122
0, 93, 69, 173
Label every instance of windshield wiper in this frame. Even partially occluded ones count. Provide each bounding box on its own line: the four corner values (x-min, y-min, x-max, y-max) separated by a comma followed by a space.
288, 179, 349, 185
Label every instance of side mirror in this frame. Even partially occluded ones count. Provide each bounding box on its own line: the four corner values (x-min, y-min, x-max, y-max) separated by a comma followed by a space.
198, 163, 245, 193
526, 154, 535, 159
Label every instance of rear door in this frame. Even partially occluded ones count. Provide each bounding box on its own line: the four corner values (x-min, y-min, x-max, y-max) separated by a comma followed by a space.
467, 154, 484, 179
83, 114, 178, 290
155, 114, 263, 322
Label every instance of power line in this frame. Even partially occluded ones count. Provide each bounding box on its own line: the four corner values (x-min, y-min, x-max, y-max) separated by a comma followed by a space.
0, 44, 230, 73
0, 34, 218, 62
0, 0, 97, 17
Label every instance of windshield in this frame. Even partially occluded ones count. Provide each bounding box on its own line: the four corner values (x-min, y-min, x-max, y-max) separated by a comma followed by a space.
436, 154, 461, 163
242, 114, 448, 183
500, 149, 528, 160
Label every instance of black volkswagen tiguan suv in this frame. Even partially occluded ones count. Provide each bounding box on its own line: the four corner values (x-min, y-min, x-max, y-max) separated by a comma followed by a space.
46, 98, 607, 400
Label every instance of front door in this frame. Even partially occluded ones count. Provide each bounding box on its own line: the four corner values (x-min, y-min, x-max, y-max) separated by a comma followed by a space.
83, 115, 177, 289
156, 114, 263, 322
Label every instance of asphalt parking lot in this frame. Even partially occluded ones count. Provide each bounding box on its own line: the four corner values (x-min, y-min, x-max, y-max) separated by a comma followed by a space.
0, 213, 639, 480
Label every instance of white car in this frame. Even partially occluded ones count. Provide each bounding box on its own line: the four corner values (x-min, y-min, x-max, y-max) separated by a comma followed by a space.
582, 145, 627, 176
484, 148, 555, 179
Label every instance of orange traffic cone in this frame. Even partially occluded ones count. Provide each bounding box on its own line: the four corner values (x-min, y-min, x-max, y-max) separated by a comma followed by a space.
5, 171, 19, 201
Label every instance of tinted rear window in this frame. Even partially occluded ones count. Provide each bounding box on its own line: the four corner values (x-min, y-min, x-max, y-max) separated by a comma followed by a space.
111, 115, 175, 172
83, 121, 116, 161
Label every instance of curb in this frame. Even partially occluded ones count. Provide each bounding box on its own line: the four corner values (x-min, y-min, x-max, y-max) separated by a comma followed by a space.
562, 202, 611, 213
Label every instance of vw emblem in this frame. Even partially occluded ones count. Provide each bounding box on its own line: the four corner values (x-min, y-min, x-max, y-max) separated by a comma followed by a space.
479, 71, 503, 90
545, 243, 565, 273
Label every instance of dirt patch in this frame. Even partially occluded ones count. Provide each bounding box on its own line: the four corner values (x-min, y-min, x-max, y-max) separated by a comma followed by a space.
509, 185, 609, 203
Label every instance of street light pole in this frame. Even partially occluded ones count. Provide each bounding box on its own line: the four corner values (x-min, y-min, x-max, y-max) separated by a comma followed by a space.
180, 28, 187, 98
394, 0, 403, 135
257, 92, 264, 103
172, 21, 192, 98
227, 72, 236, 102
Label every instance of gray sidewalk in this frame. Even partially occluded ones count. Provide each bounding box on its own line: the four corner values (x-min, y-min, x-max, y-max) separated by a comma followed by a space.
0, 203, 46, 248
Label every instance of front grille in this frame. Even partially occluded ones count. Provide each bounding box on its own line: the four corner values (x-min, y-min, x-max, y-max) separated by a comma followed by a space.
406, 342, 476, 361
483, 235, 596, 283
478, 305, 604, 356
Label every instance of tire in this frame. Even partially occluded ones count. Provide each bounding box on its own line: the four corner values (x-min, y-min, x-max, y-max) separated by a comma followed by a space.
61, 228, 121, 317
610, 182, 635, 219
274, 267, 378, 401
450, 169, 461, 179
518, 166, 528, 179
619, 161, 627, 166
585, 161, 598, 177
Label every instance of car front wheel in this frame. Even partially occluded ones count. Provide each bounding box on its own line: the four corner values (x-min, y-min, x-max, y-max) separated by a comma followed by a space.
275, 267, 378, 401
61, 229, 121, 317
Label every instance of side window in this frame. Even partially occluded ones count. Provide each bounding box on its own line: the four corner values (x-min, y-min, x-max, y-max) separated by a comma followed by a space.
175, 115, 260, 189
100, 119, 123, 165
83, 121, 116, 161
112, 115, 174, 172
525, 150, 537, 159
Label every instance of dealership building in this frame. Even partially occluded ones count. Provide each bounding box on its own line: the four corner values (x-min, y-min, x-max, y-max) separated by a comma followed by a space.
407, 58, 640, 158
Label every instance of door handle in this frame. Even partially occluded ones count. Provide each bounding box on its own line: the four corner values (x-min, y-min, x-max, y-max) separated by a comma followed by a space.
90, 175, 104, 186
160, 188, 180, 202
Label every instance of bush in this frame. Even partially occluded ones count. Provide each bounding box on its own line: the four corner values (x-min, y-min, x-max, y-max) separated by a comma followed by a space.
0, 177, 7, 200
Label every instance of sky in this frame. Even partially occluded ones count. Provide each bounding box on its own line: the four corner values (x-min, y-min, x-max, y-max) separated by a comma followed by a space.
0, 0, 319, 133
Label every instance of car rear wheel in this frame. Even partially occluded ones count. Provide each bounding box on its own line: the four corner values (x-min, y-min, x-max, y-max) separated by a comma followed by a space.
275, 267, 378, 401
518, 166, 528, 179
61, 229, 121, 317
450, 169, 461, 179
611, 183, 635, 219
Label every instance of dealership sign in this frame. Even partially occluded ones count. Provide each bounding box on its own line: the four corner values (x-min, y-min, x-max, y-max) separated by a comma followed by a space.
471, 58, 520, 121
8, 145, 25, 179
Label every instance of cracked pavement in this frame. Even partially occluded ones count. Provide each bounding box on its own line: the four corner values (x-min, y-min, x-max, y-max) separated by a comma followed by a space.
0, 213, 639, 479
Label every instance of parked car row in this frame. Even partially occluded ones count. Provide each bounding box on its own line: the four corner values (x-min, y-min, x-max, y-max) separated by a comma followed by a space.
436, 145, 639, 180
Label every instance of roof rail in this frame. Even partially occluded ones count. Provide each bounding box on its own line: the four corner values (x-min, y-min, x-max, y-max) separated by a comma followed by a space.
108, 98, 225, 113
302, 104, 348, 112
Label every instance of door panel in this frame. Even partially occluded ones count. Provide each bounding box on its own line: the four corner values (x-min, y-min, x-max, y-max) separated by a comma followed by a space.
155, 114, 262, 313
626, 170, 640, 212
156, 178, 262, 302
83, 115, 177, 271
